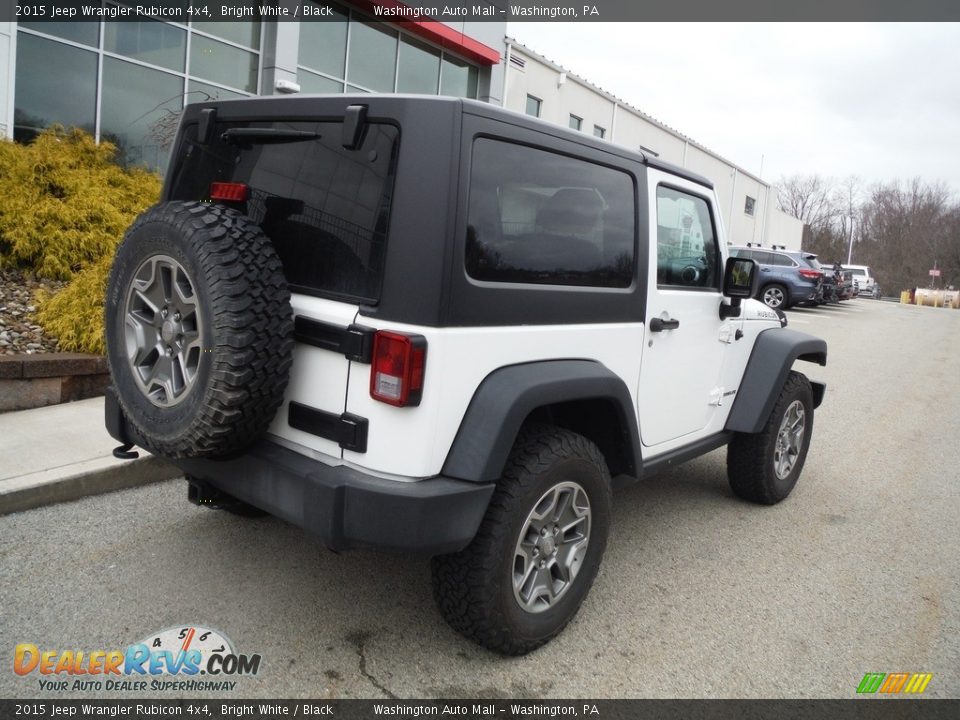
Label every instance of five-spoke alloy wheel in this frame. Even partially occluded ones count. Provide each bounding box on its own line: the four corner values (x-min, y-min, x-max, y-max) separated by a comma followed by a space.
432, 424, 611, 655
124, 254, 204, 407
512, 481, 592, 613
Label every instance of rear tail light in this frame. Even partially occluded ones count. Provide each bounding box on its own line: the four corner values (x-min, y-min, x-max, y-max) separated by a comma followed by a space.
209, 182, 248, 202
798, 268, 821, 280
370, 331, 426, 407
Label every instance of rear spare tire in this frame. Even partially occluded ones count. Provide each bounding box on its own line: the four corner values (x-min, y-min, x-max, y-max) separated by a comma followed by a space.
105, 201, 293, 458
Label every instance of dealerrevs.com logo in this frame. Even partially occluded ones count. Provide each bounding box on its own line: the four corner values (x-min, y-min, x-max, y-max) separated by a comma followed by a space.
14, 626, 261, 692
857, 672, 933, 695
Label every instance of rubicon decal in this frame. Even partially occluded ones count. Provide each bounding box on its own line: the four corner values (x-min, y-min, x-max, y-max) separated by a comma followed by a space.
14, 626, 261, 692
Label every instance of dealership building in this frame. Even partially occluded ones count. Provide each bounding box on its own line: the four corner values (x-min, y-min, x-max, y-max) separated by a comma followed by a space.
0, 8, 800, 248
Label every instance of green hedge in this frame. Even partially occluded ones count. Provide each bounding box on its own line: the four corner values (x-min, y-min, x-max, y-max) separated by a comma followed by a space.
0, 127, 162, 354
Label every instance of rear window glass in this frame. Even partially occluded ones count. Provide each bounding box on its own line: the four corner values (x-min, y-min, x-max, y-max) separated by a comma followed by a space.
168, 119, 399, 303
804, 255, 822, 270
465, 138, 635, 288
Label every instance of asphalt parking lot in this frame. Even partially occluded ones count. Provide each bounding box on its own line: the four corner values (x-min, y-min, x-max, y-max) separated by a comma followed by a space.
1, 298, 958, 699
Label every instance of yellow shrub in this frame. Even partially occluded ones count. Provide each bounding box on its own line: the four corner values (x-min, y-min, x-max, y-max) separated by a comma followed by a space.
35, 254, 112, 355
0, 127, 161, 279
0, 127, 161, 354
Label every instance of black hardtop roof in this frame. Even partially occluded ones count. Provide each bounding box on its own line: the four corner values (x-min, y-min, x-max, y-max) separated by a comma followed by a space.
184, 93, 714, 190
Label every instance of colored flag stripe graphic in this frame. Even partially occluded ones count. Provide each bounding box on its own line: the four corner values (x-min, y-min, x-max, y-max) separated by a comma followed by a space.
857, 673, 932, 694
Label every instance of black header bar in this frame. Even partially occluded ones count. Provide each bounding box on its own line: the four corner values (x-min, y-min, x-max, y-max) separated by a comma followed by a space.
6, 0, 960, 22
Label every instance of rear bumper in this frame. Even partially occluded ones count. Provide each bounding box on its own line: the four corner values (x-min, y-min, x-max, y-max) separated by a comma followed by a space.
177, 443, 495, 554
105, 389, 494, 555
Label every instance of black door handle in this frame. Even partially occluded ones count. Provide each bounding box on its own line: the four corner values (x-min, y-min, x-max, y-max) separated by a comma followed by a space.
650, 317, 680, 332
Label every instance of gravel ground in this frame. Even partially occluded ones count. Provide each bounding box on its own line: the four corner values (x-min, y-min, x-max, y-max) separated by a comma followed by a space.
0, 268, 65, 355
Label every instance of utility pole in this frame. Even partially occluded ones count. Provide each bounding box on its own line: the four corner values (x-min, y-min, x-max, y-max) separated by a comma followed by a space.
846, 216, 855, 265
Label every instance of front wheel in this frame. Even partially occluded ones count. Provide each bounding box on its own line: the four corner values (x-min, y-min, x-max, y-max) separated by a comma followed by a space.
727, 371, 814, 505
431, 424, 612, 655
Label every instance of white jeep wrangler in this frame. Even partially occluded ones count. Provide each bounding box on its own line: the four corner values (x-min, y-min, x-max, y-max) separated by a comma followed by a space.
104, 95, 827, 655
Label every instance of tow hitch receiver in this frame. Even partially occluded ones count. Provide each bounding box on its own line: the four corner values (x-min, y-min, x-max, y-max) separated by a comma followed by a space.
187, 477, 225, 507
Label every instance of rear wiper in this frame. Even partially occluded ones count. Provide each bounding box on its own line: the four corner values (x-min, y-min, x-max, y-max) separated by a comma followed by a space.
220, 128, 322, 146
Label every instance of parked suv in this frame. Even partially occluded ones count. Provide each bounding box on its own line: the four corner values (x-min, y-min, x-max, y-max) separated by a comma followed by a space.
728, 246, 823, 309
843, 264, 880, 299
104, 96, 827, 655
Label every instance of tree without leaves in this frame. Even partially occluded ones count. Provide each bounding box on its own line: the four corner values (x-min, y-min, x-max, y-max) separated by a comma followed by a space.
776, 174, 861, 263
776, 174, 959, 293
858, 179, 956, 293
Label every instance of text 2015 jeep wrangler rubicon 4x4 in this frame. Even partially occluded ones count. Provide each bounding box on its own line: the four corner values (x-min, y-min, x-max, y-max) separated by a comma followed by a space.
104, 95, 827, 655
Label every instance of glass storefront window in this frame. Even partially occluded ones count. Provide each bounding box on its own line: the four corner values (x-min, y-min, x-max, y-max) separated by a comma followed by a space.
191, 21, 261, 50
100, 57, 183, 170
298, 72, 345, 94
104, 20, 186, 72
186, 80, 248, 104
347, 22, 397, 93
440, 55, 479, 99
19, 22, 99, 47
14, 33, 97, 141
190, 34, 258, 93
397, 36, 440, 94
298, 2, 348, 77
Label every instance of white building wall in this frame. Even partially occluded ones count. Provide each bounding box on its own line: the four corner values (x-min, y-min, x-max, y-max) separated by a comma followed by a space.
504, 42, 803, 251
457, 21, 506, 104
0, 22, 14, 139
767, 198, 805, 250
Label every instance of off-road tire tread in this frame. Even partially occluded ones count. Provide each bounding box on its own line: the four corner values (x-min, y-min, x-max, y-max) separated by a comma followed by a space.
106, 201, 294, 458
431, 423, 611, 656
727, 370, 812, 505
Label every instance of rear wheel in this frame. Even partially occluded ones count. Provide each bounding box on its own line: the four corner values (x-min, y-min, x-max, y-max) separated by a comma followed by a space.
431, 424, 611, 655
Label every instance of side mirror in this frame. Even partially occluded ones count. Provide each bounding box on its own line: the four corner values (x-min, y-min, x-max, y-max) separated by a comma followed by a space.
720, 257, 758, 319
723, 256, 757, 298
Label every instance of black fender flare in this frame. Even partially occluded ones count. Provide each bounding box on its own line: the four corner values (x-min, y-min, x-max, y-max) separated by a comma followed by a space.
725, 328, 827, 434
441, 360, 641, 483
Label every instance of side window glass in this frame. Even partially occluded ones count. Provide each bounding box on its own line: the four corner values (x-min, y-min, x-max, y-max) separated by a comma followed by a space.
655, 186, 719, 289
466, 138, 635, 288
770, 253, 793, 266
752, 250, 775, 265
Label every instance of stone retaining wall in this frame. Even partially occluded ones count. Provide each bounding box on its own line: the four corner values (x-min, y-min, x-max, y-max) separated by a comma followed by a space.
0, 354, 109, 412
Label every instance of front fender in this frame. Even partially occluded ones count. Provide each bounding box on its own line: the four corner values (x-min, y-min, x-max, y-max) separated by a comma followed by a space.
725, 328, 827, 434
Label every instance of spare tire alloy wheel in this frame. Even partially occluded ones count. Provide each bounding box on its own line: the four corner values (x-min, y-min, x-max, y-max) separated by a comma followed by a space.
106, 201, 294, 459
125, 254, 203, 407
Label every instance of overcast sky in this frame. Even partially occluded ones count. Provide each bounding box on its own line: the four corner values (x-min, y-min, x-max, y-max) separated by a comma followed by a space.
506, 23, 960, 197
